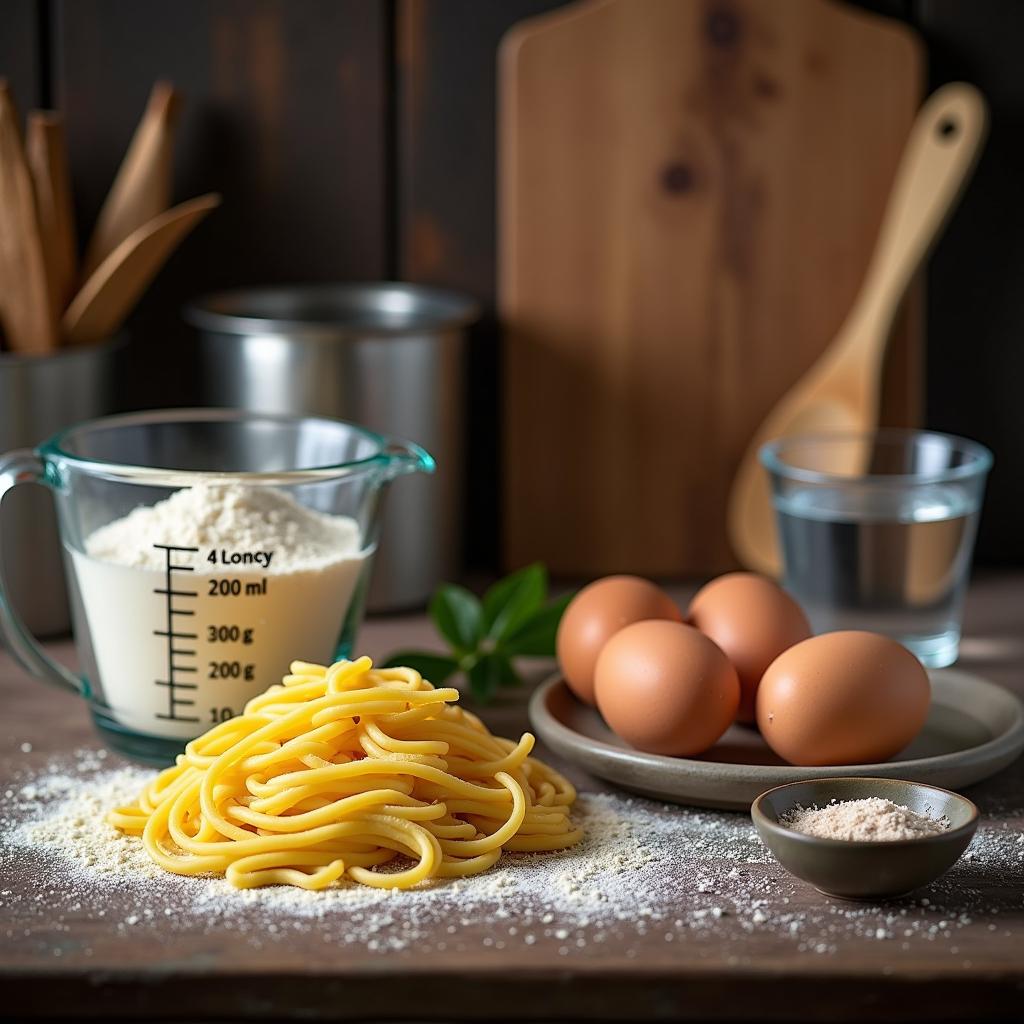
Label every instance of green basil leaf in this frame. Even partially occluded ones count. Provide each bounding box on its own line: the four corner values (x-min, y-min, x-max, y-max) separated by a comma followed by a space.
492, 649, 523, 687
380, 651, 460, 686
468, 653, 503, 703
482, 563, 547, 641
430, 584, 483, 653
502, 593, 573, 657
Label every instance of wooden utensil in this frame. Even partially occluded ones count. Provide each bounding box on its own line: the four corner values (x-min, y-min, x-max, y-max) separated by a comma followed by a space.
26, 111, 78, 313
727, 83, 988, 576
0, 82, 58, 353
499, 0, 924, 577
81, 80, 180, 279
64, 192, 220, 346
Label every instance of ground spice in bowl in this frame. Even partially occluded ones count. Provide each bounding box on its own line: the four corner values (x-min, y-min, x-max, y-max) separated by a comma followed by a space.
780, 798, 951, 842
752, 779, 978, 900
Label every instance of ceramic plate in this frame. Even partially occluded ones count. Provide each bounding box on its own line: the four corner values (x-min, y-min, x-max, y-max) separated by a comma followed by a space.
529, 668, 1024, 810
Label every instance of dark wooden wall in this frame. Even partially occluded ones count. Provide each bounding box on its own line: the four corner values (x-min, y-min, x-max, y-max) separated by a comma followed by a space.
915, 0, 1024, 567
2, 0, 1021, 569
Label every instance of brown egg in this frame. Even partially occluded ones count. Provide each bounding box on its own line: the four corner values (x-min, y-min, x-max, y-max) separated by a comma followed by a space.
557, 575, 682, 705
756, 631, 931, 766
688, 572, 810, 724
594, 620, 740, 756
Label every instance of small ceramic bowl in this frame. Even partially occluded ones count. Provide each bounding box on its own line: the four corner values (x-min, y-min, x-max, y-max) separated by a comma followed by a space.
751, 777, 979, 901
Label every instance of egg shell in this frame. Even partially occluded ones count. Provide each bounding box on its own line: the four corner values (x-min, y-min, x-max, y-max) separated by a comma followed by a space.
688, 572, 810, 724
756, 630, 931, 766
557, 575, 682, 705
594, 620, 740, 757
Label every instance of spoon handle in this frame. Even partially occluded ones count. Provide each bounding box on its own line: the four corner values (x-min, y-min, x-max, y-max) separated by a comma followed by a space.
26, 112, 78, 315
82, 81, 181, 280
854, 83, 988, 334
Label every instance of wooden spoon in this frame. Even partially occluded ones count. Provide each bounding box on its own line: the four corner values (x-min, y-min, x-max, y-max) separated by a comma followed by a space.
0, 82, 58, 353
82, 80, 181, 279
26, 111, 78, 313
727, 83, 988, 577
63, 192, 220, 346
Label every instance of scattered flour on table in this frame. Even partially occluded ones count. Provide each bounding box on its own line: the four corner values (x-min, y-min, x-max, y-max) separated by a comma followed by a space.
84, 482, 362, 573
2, 752, 1021, 961
780, 798, 951, 842
5, 758, 771, 931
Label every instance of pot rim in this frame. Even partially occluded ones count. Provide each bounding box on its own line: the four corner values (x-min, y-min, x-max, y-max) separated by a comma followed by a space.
184, 282, 480, 339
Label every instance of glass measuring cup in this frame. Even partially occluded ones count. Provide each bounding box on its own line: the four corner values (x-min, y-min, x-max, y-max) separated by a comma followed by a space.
0, 409, 433, 762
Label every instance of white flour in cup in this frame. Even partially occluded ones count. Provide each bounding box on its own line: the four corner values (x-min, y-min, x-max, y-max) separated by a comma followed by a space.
69, 483, 370, 740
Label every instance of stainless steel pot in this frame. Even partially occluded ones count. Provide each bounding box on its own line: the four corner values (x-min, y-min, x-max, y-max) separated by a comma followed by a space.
185, 284, 479, 611
0, 337, 123, 637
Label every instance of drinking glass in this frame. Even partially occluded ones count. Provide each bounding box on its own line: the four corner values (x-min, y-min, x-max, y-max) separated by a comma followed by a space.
761, 429, 992, 667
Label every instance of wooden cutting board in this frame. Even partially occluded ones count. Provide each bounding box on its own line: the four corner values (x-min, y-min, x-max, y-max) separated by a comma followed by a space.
499, 0, 924, 577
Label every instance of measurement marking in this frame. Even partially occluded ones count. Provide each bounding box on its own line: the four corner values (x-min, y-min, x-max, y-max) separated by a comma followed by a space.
155, 544, 202, 723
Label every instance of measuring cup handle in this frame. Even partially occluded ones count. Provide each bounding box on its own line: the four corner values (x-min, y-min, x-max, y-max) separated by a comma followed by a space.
0, 451, 86, 697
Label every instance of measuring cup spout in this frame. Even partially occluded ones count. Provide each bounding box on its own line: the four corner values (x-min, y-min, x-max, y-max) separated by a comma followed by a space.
380, 437, 435, 481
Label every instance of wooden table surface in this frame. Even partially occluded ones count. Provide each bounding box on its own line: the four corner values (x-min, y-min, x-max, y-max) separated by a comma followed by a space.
2, 574, 1023, 1022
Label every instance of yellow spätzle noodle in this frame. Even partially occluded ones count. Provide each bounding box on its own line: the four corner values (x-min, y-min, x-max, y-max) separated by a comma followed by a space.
109, 656, 582, 890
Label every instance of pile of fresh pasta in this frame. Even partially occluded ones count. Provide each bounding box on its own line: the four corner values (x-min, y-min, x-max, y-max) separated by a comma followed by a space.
109, 657, 583, 890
